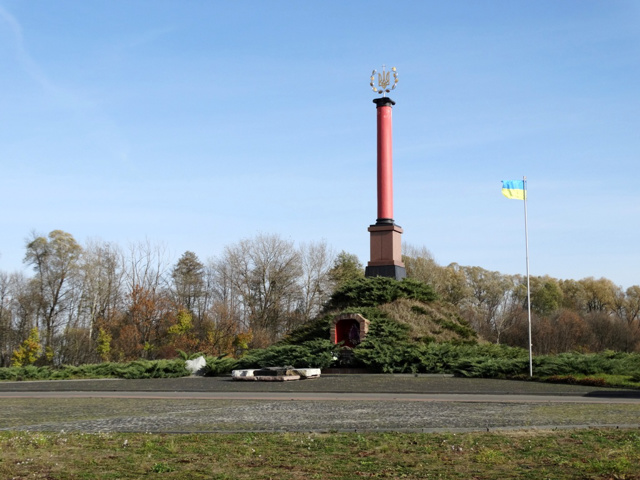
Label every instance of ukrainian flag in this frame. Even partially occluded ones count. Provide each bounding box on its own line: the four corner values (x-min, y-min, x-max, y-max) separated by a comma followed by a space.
502, 180, 526, 200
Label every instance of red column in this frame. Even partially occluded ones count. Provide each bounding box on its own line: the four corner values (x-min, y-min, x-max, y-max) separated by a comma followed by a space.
373, 97, 396, 224
365, 96, 405, 280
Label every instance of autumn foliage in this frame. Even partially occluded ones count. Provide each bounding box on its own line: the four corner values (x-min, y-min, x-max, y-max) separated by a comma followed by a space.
0, 232, 335, 366
403, 244, 640, 354
1, 231, 640, 368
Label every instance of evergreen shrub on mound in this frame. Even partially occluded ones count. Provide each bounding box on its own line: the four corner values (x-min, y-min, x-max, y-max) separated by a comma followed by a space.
200, 278, 439, 373
355, 334, 529, 375
228, 276, 485, 374
278, 315, 332, 345
328, 277, 437, 310
234, 339, 335, 370
326, 277, 483, 373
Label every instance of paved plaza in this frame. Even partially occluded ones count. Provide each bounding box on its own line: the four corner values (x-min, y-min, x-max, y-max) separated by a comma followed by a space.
1, 375, 639, 433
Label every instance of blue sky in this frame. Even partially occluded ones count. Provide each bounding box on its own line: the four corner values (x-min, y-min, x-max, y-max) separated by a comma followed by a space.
1, 1, 639, 288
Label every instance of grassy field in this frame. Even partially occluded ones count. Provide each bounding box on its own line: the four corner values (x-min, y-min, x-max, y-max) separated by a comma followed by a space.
1, 429, 639, 479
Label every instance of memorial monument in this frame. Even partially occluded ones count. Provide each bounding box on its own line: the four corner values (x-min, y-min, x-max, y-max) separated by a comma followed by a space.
365, 66, 406, 280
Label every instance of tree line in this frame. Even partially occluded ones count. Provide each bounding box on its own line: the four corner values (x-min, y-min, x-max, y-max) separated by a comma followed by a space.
1, 231, 639, 367
402, 245, 640, 354
0, 230, 346, 367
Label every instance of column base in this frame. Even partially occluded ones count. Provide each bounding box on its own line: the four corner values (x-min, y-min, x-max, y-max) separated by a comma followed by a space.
366, 222, 405, 280
365, 264, 407, 281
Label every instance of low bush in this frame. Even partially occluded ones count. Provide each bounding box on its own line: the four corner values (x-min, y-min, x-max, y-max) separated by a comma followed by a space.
0, 359, 189, 381
533, 351, 640, 377
1, 347, 639, 387
110, 359, 188, 379
201, 356, 238, 376
451, 357, 529, 378
235, 339, 335, 370
353, 340, 526, 375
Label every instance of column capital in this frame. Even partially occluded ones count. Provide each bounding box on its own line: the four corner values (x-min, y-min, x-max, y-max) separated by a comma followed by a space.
373, 97, 396, 108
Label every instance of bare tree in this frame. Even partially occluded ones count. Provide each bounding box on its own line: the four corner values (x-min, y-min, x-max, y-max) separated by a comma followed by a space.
460, 266, 515, 342
624, 285, 640, 325
78, 240, 125, 334
123, 240, 170, 294
0, 271, 14, 366
24, 230, 83, 353
211, 234, 303, 345
208, 255, 244, 327
9, 273, 38, 343
296, 240, 334, 322
113, 240, 173, 359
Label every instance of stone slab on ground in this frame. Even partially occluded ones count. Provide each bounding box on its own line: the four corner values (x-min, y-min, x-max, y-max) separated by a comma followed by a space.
232, 368, 321, 380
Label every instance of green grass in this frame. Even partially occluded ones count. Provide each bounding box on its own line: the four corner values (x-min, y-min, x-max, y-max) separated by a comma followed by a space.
538, 373, 640, 389
0, 429, 639, 479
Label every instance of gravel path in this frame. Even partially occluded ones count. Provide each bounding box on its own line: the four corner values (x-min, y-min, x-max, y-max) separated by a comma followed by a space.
1, 375, 639, 433
0, 374, 631, 394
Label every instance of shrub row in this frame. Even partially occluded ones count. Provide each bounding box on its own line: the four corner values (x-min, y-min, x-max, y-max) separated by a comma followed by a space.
355, 341, 640, 380
0, 359, 189, 381
1, 346, 639, 383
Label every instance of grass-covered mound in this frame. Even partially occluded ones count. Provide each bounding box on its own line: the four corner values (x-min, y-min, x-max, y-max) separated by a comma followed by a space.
329, 277, 476, 344
228, 276, 479, 373
277, 277, 476, 345
378, 299, 476, 343
327, 277, 478, 373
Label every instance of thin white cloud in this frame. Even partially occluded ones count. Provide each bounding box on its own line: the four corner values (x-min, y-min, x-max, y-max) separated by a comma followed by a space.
0, 5, 61, 97
0, 5, 133, 169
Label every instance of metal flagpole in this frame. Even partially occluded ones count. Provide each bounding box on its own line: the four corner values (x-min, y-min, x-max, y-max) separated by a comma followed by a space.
523, 176, 533, 377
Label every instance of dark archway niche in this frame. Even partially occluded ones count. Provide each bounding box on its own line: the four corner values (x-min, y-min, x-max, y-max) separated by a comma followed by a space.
330, 313, 369, 348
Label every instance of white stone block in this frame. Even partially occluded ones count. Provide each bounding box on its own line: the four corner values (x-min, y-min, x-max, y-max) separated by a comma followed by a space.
293, 368, 321, 379
185, 355, 206, 375
231, 369, 257, 379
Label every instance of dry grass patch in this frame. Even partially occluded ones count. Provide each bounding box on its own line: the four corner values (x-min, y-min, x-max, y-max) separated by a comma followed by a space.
379, 299, 476, 343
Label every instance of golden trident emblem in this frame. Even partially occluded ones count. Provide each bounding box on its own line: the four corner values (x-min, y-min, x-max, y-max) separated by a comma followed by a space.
370, 65, 398, 96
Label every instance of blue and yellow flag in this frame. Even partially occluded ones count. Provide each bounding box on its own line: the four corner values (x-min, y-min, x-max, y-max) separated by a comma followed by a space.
502, 180, 526, 200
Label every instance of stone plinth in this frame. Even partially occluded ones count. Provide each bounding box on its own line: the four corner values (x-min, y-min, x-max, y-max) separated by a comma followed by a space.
365, 223, 406, 280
